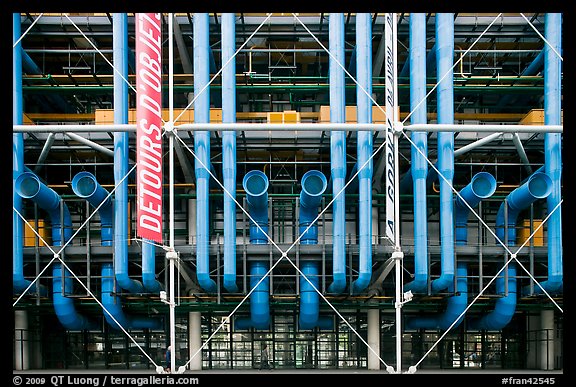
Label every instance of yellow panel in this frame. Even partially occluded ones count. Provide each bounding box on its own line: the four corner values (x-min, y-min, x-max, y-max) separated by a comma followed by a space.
283, 110, 301, 123
516, 219, 543, 247
24, 220, 48, 247
267, 112, 284, 123
519, 109, 563, 125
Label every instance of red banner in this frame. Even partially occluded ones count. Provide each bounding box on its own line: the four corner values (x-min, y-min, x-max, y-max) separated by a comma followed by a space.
136, 13, 163, 242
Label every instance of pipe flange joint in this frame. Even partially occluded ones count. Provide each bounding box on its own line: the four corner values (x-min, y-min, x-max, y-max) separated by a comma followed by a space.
166, 251, 178, 260
391, 251, 404, 260
393, 121, 404, 135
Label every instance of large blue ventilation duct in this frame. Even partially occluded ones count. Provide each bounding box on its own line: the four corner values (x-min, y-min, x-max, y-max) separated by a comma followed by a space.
113, 13, 144, 294
222, 13, 239, 293
13, 14, 40, 295
101, 265, 162, 330
530, 13, 563, 295
471, 172, 551, 330
298, 171, 333, 330
194, 13, 217, 293
16, 172, 97, 330
404, 13, 429, 294
406, 172, 496, 330
431, 13, 455, 294
72, 171, 163, 330
327, 13, 347, 294
351, 13, 373, 294
299, 170, 328, 245
235, 170, 270, 330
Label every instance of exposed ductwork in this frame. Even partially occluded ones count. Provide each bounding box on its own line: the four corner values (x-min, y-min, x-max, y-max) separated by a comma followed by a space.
16, 172, 97, 330
431, 13, 455, 294
235, 170, 270, 330
222, 13, 239, 293
404, 13, 429, 294
194, 13, 217, 293
327, 13, 347, 295
101, 264, 163, 330
72, 171, 163, 330
113, 13, 144, 294
13, 14, 39, 295
351, 13, 373, 294
470, 172, 552, 330
529, 12, 563, 296
406, 172, 496, 330
298, 170, 333, 330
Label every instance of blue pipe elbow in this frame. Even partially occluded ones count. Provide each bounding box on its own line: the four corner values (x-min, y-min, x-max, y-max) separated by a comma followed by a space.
243, 170, 269, 244
102, 264, 162, 330
299, 170, 327, 244
53, 264, 98, 330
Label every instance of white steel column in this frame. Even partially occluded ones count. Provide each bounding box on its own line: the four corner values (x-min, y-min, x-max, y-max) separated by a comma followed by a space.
540, 310, 555, 370
14, 310, 29, 370
188, 311, 202, 370
367, 308, 380, 370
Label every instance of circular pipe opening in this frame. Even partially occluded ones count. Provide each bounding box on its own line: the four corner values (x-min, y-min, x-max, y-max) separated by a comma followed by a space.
470, 172, 497, 199
528, 172, 552, 199
15, 172, 41, 198
243, 170, 269, 197
302, 170, 327, 197
72, 172, 97, 198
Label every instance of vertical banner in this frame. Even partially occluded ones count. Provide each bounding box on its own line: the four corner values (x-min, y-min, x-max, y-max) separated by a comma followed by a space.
136, 13, 163, 242
385, 13, 398, 245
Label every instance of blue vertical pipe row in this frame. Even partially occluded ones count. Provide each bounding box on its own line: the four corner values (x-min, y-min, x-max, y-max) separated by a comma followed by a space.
351, 13, 373, 294
222, 13, 239, 293
113, 13, 144, 293
404, 13, 429, 294
327, 13, 347, 294
194, 13, 217, 292
16, 172, 96, 330
531, 12, 562, 295
431, 13, 455, 294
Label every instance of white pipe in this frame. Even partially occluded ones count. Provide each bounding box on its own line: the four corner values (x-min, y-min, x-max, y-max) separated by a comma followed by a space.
14, 123, 563, 133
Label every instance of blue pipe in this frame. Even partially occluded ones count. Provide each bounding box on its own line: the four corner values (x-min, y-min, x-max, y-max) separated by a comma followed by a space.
431, 13, 455, 294
405, 264, 468, 330
351, 13, 373, 294
222, 13, 238, 293
72, 172, 113, 245
72, 172, 162, 328
113, 13, 144, 293
299, 170, 328, 244
531, 13, 563, 295
13, 14, 36, 295
101, 264, 162, 330
404, 13, 429, 294
405, 173, 496, 330
298, 171, 332, 330
243, 170, 270, 244
234, 170, 270, 330
469, 264, 517, 331
454, 172, 497, 243
470, 172, 551, 330
16, 172, 96, 330
299, 262, 334, 331
72, 172, 162, 291
327, 13, 347, 295
194, 13, 217, 293
495, 172, 552, 246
